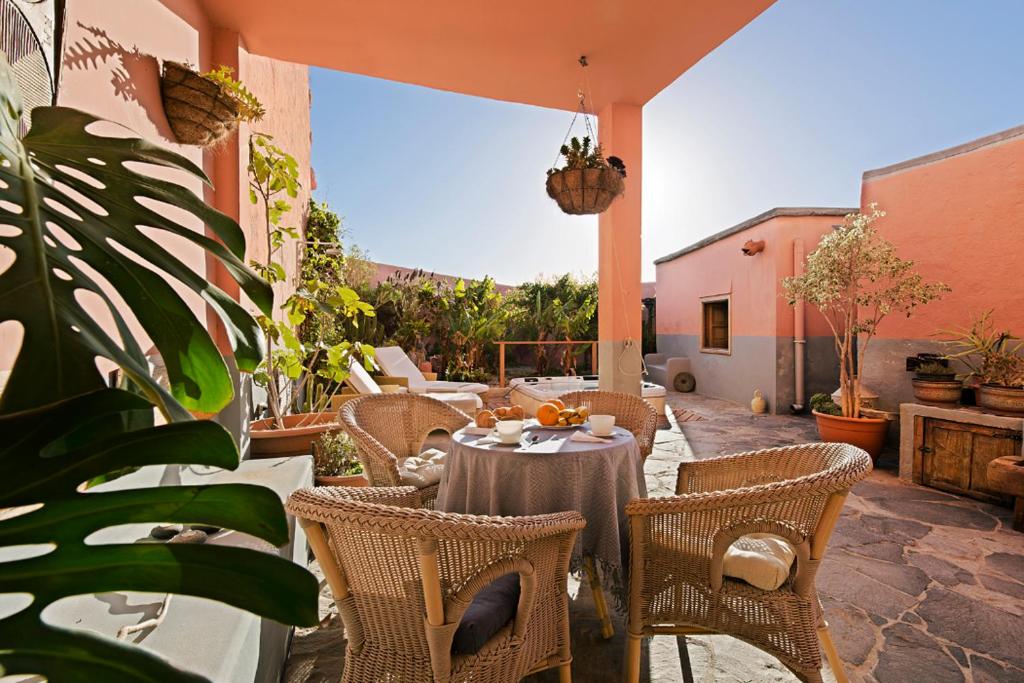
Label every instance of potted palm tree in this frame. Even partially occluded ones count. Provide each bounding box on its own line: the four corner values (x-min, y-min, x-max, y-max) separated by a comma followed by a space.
942, 311, 1024, 415
784, 205, 949, 459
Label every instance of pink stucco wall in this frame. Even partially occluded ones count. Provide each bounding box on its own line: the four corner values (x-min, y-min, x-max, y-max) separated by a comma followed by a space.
0, 0, 311, 376
861, 126, 1024, 339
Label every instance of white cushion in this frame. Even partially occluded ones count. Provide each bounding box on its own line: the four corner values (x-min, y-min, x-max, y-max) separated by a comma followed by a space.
347, 357, 382, 395
722, 533, 796, 591
425, 392, 482, 414
375, 346, 427, 385
414, 380, 489, 395
397, 448, 447, 488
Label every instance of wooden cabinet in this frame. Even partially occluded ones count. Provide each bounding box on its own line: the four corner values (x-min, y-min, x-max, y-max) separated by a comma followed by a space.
914, 417, 1021, 503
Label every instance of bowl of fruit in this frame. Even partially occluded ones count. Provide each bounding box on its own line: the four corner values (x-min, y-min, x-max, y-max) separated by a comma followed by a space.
536, 399, 589, 429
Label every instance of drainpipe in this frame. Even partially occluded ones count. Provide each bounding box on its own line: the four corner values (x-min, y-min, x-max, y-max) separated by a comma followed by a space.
792, 238, 806, 412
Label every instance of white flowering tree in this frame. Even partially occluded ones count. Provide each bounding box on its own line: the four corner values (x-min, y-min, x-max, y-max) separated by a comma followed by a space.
783, 205, 949, 418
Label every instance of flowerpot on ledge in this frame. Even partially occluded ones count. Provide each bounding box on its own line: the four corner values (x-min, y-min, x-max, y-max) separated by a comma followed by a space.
813, 410, 888, 461
977, 385, 1024, 416
314, 473, 368, 487
911, 378, 962, 407
250, 412, 338, 458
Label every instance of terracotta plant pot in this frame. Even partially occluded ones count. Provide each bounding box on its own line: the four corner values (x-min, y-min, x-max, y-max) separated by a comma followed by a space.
314, 473, 368, 487
911, 378, 962, 407
250, 412, 338, 458
545, 167, 625, 215
977, 385, 1024, 416
813, 410, 888, 461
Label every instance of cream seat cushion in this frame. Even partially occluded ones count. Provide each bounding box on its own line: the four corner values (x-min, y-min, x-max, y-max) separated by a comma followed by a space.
722, 533, 797, 591
376, 346, 488, 395
425, 391, 482, 414
397, 448, 447, 488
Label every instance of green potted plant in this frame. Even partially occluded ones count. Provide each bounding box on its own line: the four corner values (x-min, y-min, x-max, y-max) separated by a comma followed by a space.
784, 205, 949, 459
247, 133, 375, 457
312, 430, 367, 486
160, 63, 264, 147
910, 360, 962, 407
942, 311, 1024, 415
546, 136, 626, 215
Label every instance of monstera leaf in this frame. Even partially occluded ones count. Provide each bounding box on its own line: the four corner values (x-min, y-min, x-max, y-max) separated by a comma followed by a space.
0, 58, 318, 680
0, 60, 270, 420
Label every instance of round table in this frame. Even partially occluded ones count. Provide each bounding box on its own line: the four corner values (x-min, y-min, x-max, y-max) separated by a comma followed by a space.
436, 423, 646, 608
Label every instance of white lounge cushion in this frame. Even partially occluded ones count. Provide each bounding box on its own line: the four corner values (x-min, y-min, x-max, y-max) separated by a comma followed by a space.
347, 357, 383, 395
425, 392, 482, 414
415, 380, 489, 395
375, 346, 427, 384
397, 448, 447, 488
723, 533, 797, 591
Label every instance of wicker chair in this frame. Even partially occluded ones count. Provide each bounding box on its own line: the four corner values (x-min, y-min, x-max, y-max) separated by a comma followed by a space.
623, 442, 872, 683
287, 486, 586, 683
558, 390, 659, 459
339, 394, 471, 508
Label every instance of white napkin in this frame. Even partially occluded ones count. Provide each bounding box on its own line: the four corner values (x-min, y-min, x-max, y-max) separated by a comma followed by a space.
463, 425, 493, 436
570, 431, 613, 443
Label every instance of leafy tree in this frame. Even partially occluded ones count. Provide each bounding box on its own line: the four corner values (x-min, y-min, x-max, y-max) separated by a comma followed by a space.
783, 205, 949, 417
508, 274, 598, 374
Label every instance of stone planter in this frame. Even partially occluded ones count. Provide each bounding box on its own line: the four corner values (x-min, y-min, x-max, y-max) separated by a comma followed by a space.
911, 378, 962, 407
813, 410, 887, 461
314, 473, 368, 487
250, 412, 337, 458
977, 385, 1024, 416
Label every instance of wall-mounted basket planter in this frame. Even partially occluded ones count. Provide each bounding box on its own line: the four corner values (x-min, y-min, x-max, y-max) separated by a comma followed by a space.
546, 167, 625, 215
160, 61, 239, 147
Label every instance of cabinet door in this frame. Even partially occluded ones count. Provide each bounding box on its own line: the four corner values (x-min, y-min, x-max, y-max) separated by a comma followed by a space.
970, 429, 1019, 501
921, 420, 972, 494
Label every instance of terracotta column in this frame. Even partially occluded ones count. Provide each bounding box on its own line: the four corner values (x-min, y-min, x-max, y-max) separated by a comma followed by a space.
597, 102, 643, 395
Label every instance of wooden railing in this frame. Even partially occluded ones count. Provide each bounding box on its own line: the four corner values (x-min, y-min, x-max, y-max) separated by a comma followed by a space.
495, 340, 598, 388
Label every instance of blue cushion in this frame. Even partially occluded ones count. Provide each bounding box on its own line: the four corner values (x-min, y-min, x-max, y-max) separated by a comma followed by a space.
451, 573, 521, 655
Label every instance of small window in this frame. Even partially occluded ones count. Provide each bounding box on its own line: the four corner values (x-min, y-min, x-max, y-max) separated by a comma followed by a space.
701, 298, 730, 353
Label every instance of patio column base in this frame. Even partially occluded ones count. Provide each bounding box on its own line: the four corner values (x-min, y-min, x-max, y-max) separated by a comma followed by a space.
598, 340, 644, 396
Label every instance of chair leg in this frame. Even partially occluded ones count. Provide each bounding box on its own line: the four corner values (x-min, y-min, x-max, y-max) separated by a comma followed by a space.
623, 634, 642, 683
583, 556, 614, 639
558, 663, 572, 683
818, 622, 848, 683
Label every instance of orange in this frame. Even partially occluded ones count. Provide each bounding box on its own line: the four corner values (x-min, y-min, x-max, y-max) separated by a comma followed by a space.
548, 398, 566, 411
536, 402, 561, 426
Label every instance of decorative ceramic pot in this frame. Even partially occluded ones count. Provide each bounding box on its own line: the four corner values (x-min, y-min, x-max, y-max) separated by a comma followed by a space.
314, 473, 369, 487
977, 385, 1024, 416
812, 410, 888, 461
250, 412, 338, 458
750, 390, 767, 414
911, 378, 962, 407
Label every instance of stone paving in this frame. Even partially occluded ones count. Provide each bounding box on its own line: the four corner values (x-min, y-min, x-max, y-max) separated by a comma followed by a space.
284, 391, 1024, 683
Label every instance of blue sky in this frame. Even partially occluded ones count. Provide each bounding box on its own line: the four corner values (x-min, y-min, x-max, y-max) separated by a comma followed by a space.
310, 0, 1024, 284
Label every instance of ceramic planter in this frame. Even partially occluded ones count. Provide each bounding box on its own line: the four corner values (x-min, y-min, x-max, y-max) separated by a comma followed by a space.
250, 412, 338, 458
813, 410, 888, 461
977, 385, 1024, 416
911, 378, 962, 407
314, 473, 369, 487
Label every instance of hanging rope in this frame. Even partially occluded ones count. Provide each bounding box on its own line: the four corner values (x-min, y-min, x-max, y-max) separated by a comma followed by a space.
550, 55, 600, 170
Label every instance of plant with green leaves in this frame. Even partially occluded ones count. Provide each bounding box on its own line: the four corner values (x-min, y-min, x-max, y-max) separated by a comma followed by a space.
202, 65, 265, 123
783, 205, 949, 418
508, 275, 598, 375
438, 277, 508, 383
313, 430, 363, 478
247, 134, 374, 425
549, 136, 604, 173
0, 57, 316, 679
810, 393, 842, 416
941, 310, 1024, 388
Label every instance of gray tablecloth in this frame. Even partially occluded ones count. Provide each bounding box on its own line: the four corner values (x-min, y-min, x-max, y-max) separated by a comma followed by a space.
437, 425, 646, 606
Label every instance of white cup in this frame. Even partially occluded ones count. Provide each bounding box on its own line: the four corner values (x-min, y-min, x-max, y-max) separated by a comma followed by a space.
589, 414, 615, 437
494, 419, 524, 444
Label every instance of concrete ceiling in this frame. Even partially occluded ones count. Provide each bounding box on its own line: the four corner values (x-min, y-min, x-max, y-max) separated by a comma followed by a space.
200, 0, 774, 111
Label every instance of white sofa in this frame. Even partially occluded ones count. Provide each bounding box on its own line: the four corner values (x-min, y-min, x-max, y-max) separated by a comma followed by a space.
644, 353, 692, 389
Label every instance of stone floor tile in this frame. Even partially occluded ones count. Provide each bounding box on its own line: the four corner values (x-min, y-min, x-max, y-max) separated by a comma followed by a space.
872, 623, 965, 682
916, 587, 1024, 669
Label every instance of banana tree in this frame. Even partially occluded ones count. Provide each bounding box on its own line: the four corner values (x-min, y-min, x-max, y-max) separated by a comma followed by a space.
0, 58, 318, 680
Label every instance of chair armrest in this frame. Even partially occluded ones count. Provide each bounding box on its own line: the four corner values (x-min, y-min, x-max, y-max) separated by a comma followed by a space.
287, 486, 424, 521
421, 372, 438, 381
374, 375, 409, 387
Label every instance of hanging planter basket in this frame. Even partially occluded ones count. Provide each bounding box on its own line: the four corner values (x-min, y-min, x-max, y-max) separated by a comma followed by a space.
160, 61, 239, 147
546, 166, 625, 215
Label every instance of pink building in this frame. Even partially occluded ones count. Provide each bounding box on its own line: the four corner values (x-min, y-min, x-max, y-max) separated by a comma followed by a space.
654, 208, 854, 413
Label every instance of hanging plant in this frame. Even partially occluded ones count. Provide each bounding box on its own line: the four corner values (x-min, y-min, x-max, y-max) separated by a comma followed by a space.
160, 62, 265, 147
546, 135, 626, 215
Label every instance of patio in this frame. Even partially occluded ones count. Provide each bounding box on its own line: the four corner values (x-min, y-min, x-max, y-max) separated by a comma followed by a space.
285, 391, 1024, 683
